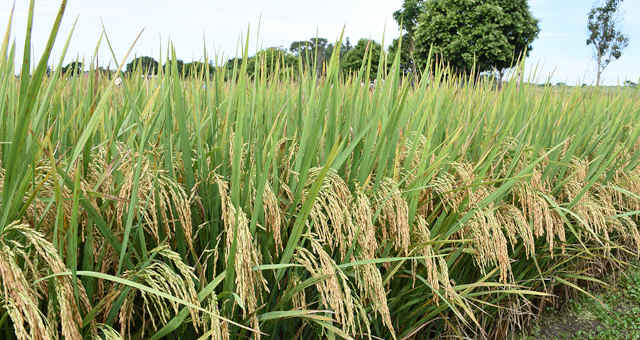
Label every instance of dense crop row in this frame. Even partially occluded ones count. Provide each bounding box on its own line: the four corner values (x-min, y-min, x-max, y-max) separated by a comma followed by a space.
1, 3, 640, 339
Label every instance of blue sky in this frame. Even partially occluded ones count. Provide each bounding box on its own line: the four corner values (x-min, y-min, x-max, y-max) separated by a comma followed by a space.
526, 0, 639, 85
0, 0, 638, 85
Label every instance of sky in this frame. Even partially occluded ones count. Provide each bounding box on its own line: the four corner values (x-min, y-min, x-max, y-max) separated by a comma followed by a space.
0, 0, 638, 85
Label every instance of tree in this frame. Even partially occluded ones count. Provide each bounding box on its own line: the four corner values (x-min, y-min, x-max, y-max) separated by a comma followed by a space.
223, 48, 296, 79
344, 38, 354, 55
250, 47, 297, 77
342, 39, 383, 80
587, 0, 629, 86
414, 0, 539, 79
95, 66, 115, 79
125, 56, 159, 75
183, 61, 215, 78
393, 0, 425, 75
327, 38, 354, 64
163, 59, 184, 76
389, 35, 413, 75
62, 61, 83, 76
290, 38, 332, 74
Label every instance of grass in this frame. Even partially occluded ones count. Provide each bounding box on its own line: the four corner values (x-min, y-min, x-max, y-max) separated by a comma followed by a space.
1, 2, 640, 339
521, 263, 640, 340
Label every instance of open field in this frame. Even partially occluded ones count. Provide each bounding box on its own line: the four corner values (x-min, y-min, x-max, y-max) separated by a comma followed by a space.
2, 6, 640, 340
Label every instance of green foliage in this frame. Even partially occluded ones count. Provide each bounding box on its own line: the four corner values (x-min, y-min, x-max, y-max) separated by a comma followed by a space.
587, 0, 629, 86
523, 265, 640, 340
393, 0, 424, 75
95, 66, 115, 78
183, 61, 214, 78
393, 0, 425, 36
125, 55, 159, 75
342, 38, 383, 79
252, 47, 297, 74
62, 61, 83, 76
414, 0, 540, 75
224, 47, 296, 78
389, 35, 413, 74
289, 37, 355, 75
163, 58, 184, 75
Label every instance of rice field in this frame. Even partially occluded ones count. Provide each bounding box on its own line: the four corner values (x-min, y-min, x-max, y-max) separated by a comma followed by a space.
2, 3, 640, 340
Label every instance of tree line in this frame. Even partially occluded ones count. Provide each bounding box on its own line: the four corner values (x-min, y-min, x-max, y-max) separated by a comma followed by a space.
60, 0, 629, 86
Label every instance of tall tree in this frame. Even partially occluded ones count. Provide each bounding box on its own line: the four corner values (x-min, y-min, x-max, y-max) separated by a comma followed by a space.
393, 0, 424, 75
251, 47, 297, 77
389, 35, 413, 75
290, 38, 332, 74
62, 61, 83, 76
309, 37, 329, 73
414, 0, 539, 79
289, 40, 312, 58
342, 39, 383, 80
587, 0, 629, 86
163, 59, 184, 76
125, 56, 159, 75
183, 61, 215, 78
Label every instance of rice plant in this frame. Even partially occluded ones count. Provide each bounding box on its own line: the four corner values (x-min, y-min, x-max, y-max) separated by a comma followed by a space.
1, 2, 640, 339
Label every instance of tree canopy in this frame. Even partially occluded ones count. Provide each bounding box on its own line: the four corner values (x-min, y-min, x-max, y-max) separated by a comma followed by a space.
388, 35, 413, 75
587, 0, 629, 86
414, 0, 539, 76
62, 61, 84, 76
393, 0, 424, 75
162, 59, 184, 75
126, 56, 159, 75
342, 39, 383, 80
224, 48, 296, 78
183, 61, 215, 78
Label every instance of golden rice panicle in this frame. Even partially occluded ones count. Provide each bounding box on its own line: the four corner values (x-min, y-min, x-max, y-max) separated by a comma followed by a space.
202, 289, 229, 340
354, 189, 378, 259
413, 217, 440, 302
469, 208, 512, 283
262, 182, 283, 253
23, 164, 72, 231
158, 246, 202, 326
399, 132, 428, 182
353, 193, 394, 336
443, 163, 513, 281
288, 272, 307, 310
156, 173, 196, 250
612, 167, 640, 212
296, 239, 357, 336
0, 221, 91, 340
117, 247, 201, 338
0, 244, 52, 340
498, 205, 535, 259
437, 256, 456, 301
515, 169, 563, 255
307, 168, 355, 259
611, 215, 640, 253
216, 176, 268, 335
374, 178, 410, 254
105, 145, 195, 253
564, 159, 611, 253
432, 172, 461, 212
96, 323, 124, 340
20, 223, 93, 339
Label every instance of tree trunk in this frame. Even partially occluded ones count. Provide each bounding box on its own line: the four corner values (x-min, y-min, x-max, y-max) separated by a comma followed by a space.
409, 37, 417, 86
596, 52, 602, 87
